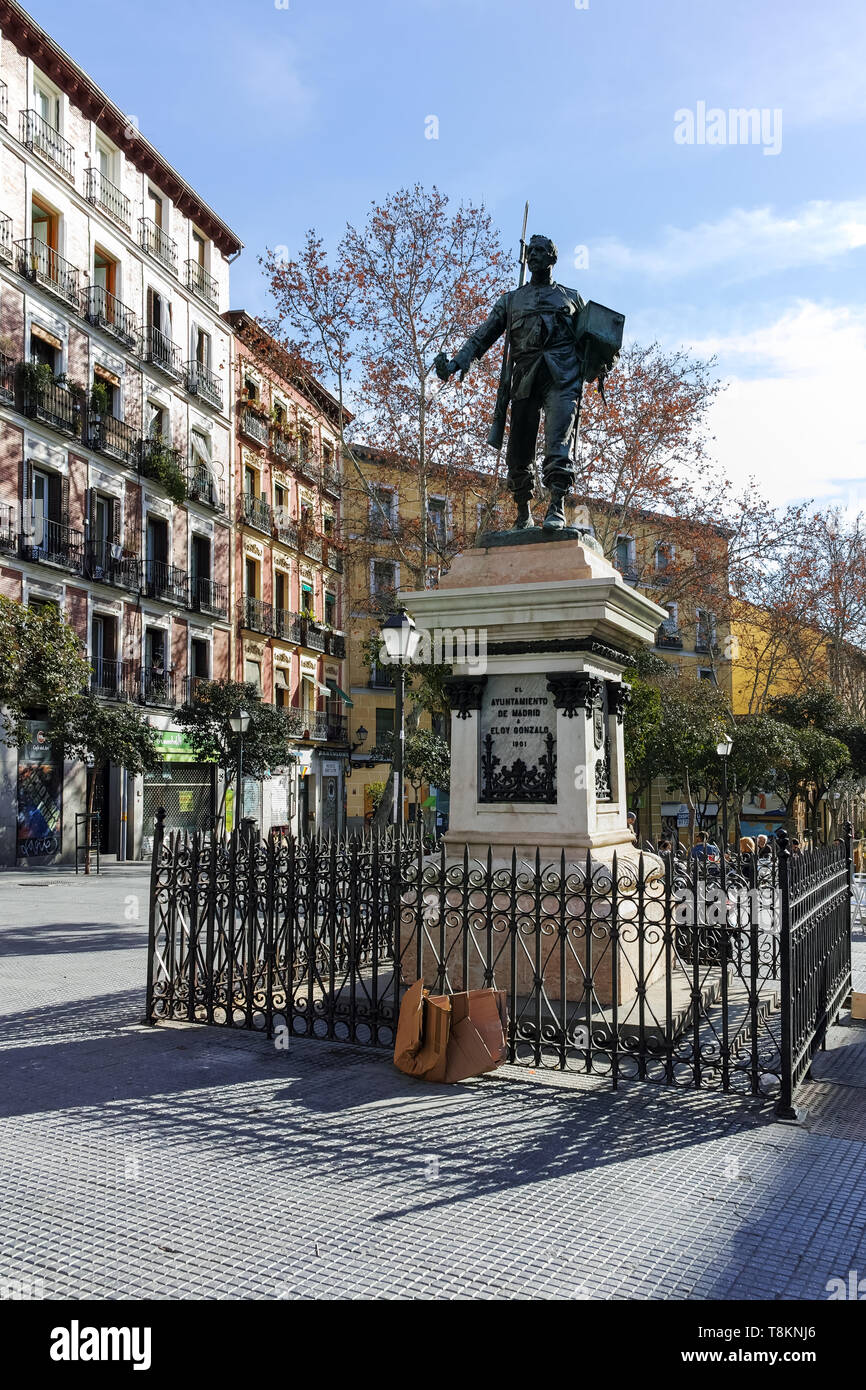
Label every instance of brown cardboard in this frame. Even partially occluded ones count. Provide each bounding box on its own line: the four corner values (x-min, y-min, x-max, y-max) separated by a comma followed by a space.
851, 992, 866, 1021
393, 980, 451, 1077
435, 988, 508, 1084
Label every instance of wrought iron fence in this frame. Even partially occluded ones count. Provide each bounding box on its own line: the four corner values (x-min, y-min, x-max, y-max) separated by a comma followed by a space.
146, 821, 853, 1112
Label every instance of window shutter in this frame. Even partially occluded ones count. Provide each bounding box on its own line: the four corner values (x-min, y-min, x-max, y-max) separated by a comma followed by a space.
111, 498, 121, 544
61, 474, 70, 526
22, 458, 33, 522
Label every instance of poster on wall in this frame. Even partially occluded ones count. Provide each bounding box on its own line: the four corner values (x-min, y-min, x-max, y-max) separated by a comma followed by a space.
17, 721, 62, 860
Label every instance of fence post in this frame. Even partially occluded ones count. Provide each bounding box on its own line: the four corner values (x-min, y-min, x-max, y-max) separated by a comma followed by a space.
143, 807, 166, 1024
775, 829, 798, 1120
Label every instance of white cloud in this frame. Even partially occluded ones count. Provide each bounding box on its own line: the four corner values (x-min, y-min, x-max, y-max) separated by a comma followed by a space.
595, 201, 866, 283
690, 302, 866, 508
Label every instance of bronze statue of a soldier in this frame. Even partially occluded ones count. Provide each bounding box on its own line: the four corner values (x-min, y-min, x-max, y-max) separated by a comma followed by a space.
436, 233, 623, 532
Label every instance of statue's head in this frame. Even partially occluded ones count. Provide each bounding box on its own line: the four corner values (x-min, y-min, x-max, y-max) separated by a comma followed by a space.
526, 234, 558, 273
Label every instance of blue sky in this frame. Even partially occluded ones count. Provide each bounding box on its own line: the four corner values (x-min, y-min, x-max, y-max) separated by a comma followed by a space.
26, 0, 866, 507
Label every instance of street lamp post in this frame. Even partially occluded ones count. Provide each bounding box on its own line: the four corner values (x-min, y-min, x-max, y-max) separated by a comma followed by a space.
716, 734, 734, 882
229, 706, 251, 835
380, 609, 422, 827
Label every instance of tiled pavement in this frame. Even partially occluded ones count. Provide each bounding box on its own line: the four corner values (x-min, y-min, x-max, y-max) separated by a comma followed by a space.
1, 872, 866, 1300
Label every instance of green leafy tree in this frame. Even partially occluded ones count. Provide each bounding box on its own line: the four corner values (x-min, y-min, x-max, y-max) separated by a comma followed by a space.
404, 728, 450, 828
0, 595, 90, 743
174, 680, 296, 823
58, 694, 160, 873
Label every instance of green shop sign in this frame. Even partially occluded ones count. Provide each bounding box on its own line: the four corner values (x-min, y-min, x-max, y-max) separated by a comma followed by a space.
151, 729, 198, 763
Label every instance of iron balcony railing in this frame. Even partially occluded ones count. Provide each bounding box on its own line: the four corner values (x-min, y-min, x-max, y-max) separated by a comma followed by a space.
20, 109, 75, 180
142, 559, 189, 605
189, 576, 228, 618
695, 632, 720, 656
139, 437, 185, 488
142, 325, 184, 379
325, 544, 344, 574
0, 502, 17, 551
322, 462, 341, 493
324, 632, 347, 659
185, 462, 224, 511
16, 237, 80, 306
138, 217, 178, 274
87, 413, 139, 467
84, 167, 131, 228
84, 539, 140, 590
302, 620, 326, 653
90, 656, 131, 699
82, 284, 138, 349
272, 429, 295, 465
656, 626, 684, 650
240, 406, 269, 445
301, 531, 323, 562
20, 517, 84, 572
300, 710, 348, 742
275, 514, 299, 548
25, 377, 80, 436
182, 674, 210, 703
0, 352, 14, 405
297, 447, 319, 481
0, 80, 7, 126
274, 609, 302, 643
139, 665, 177, 707
241, 491, 272, 533
185, 259, 218, 308
185, 360, 223, 410
0, 214, 12, 264
239, 596, 274, 634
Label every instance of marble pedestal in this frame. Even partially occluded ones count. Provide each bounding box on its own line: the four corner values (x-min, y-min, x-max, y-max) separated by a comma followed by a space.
399, 530, 669, 1007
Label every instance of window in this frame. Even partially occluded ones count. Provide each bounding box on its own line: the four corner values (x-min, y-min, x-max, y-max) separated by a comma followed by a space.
31, 198, 58, 250
145, 517, 169, 586
91, 613, 118, 692
274, 570, 288, 614
323, 513, 334, 536
323, 440, 334, 469
190, 638, 210, 679
274, 666, 291, 708
190, 430, 213, 489
95, 141, 115, 182
372, 559, 396, 597
428, 497, 448, 547
371, 485, 395, 532
324, 590, 336, 626
663, 602, 679, 632
615, 536, 635, 574
244, 658, 262, 694
244, 375, 259, 402
192, 228, 207, 267
376, 707, 395, 747
299, 424, 312, 465
29, 328, 58, 372
654, 543, 672, 572
92, 367, 119, 418
698, 668, 717, 684
190, 533, 211, 588
300, 581, 314, 615
696, 609, 716, 651
147, 401, 168, 440
245, 557, 259, 598
145, 626, 167, 673
93, 247, 118, 299
193, 325, 211, 368
273, 399, 286, 428
244, 464, 258, 499
147, 187, 163, 229
34, 76, 60, 130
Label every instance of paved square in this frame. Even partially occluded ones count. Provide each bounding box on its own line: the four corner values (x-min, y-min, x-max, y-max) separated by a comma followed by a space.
1, 869, 865, 1300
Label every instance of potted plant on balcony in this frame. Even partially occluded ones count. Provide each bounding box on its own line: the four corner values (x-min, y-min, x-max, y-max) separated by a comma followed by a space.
141, 437, 187, 505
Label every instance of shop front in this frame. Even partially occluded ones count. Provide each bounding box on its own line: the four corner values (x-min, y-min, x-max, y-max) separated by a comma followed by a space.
141, 728, 216, 856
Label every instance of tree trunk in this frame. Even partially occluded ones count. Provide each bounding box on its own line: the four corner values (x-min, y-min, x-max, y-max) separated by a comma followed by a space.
371, 774, 394, 832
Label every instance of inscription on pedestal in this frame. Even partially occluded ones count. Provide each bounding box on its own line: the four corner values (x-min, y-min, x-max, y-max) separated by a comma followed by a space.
478, 674, 557, 803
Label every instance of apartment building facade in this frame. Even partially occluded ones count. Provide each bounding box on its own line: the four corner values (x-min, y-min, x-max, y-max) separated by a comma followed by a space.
0, 3, 241, 866
225, 311, 349, 838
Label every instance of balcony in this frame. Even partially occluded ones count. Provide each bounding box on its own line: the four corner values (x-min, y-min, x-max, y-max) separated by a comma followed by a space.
138, 217, 178, 274
185, 259, 218, 309
16, 237, 80, 307
0, 80, 7, 126
324, 631, 347, 659
297, 447, 320, 483
239, 596, 274, 634
84, 539, 140, 590
241, 491, 272, 533
301, 711, 348, 743
272, 429, 295, 466
185, 461, 224, 512
0, 214, 12, 264
139, 438, 186, 496
182, 674, 210, 703
87, 413, 139, 467
142, 325, 184, 380
138, 665, 177, 707
239, 405, 269, 445
142, 559, 189, 605
90, 657, 131, 700
324, 712, 349, 743
82, 284, 138, 351
301, 530, 323, 563
0, 502, 17, 551
189, 576, 228, 618
656, 626, 684, 651
274, 609, 302, 643
275, 513, 299, 549
0, 352, 14, 405
325, 543, 344, 574
19, 109, 74, 181
302, 619, 326, 653
84, 167, 131, 229
24, 375, 80, 437
185, 360, 223, 410
322, 462, 341, 494
20, 517, 84, 572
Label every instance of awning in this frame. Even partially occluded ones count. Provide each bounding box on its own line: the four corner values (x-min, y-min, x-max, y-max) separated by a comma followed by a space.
274, 668, 290, 689
94, 363, 121, 388
330, 684, 353, 707
31, 323, 62, 350
314, 679, 331, 697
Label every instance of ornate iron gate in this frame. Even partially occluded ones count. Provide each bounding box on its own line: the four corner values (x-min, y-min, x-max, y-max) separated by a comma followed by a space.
145, 811, 853, 1112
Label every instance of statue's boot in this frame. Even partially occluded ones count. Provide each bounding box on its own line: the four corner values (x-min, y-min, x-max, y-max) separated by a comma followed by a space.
543, 489, 567, 530
514, 500, 534, 530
